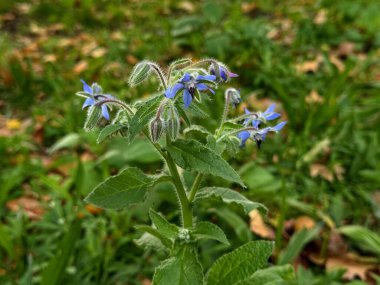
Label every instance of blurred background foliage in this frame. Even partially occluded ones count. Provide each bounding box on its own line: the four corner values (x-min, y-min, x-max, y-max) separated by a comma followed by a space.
0, 0, 380, 284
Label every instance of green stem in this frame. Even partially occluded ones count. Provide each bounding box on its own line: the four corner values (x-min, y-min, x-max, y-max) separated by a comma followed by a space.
188, 173, 203, 203
164, 151, 193, 228
149, 63, 168, 90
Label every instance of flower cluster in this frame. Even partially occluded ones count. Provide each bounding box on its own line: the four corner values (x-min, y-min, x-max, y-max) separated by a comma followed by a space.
237, 104, 286, 148
76, 59, 286, 149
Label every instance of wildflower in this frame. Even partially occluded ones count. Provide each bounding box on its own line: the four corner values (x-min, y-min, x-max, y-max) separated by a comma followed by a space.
80, 79, 112, 120
243, 104, 281, 129
238, 104, 286, 147
210, 64, 238, 82
164, 73, 216, 108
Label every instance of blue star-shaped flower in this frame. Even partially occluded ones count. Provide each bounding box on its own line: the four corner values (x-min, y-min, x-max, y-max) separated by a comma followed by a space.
247, 104, 281, 129
164, 73, 216, 108
238, 104, 286, 148
80, 79, 113, 120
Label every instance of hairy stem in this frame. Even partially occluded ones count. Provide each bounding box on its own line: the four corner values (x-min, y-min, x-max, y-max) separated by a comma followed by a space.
164, 150, 193, 228
149, 63, 168, 90
188, 173, 203, 203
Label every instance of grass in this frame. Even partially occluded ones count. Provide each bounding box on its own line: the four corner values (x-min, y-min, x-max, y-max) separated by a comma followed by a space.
1, 0, 380, 284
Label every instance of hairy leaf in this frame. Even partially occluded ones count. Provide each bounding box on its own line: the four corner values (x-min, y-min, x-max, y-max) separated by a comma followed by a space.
167, 139, 244, 186
85, 167, 153, 209
193, 221, 229, 245
97, 124, 125, 143
152, 245, 204, 285
195, 187, 266, 214
206, 241, 273, 285
149, 209, 179, 240
129, 95, 161, 141
236, 264, 295, 285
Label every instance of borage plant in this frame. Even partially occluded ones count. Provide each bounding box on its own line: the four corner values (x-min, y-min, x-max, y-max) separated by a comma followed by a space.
76, 58, 292, 284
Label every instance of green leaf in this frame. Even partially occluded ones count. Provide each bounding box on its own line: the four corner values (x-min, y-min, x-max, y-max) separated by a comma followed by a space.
195, 187, 266, 214
193, 221, 229, 245
41, 219, 82, 285
152, 245, 204, 285
135, 225, 171, 248
338, 225, 380, 256
85, 167, 153, 209
183, 125, 211, 141
129, 95, 162, 141
97, 124, 125, 143
278, 226, 321, 265
134, 232, 168, 252
48, 133, 80, 154
167, 139, 244, 186
84, 105, 102, 131
236, 264, 295, 285
209, 208, 251, 243
149, 209, 179, 240
206, 241, 273, 285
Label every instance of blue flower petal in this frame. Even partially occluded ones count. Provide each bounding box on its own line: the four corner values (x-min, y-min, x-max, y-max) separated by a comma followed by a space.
196, 83, 215, 94
237, 130, 250, 146
220, 68, 227, 81
183, 89, 192, 108
197, 74, 216, 81
165, 83, 184, 99
196, 83, 208, 91
229, 72, 238, 78
101, 105, 110, 120
181, 73, 192, 83
82, 97, 94, 109
80, 79, 93, 94
252, 120, 260, 129
264, 104, 276, 114
265, 112, 281, 121
272, 121, 287, 132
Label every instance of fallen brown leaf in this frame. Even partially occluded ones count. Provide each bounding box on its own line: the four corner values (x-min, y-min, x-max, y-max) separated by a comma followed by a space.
294, 216, 316, 231
310, 163, 334, 182
326, 255, 376, 281
314, 9, 327, 25
73, 60, 88, 74
305, 90, 324, 104
7, 197, 44, 220
249, 209, 275, 239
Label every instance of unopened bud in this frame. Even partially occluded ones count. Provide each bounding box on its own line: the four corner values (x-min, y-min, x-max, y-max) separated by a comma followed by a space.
165, 107, 180, 141
150, 117, 165, 142
128, 61, 152, 87
84, 105, 102, 132
225, 88, 241, 108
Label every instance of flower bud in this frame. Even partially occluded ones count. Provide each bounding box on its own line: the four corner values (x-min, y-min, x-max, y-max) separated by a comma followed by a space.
84, 105, 102, 132
225, 88, 241, 108
128, 61, 152, 87
150, 117, 165, 142
165, 106, 180, 141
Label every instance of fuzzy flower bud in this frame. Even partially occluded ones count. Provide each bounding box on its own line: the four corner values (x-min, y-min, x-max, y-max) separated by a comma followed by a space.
225, 88, 241, 108
128, 61, 152, 87
164, 105, 180, 141
150, 117, 165, 142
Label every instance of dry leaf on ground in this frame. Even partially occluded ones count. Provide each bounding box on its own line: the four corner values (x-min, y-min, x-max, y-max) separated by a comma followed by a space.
249, 209, 275, 239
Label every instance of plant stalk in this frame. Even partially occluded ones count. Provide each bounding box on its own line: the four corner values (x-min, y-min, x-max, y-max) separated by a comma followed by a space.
188, 173, 203, 203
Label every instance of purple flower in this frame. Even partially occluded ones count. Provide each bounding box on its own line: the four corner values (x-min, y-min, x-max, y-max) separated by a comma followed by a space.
164, 73, 216, 108
80, 79, 112, 120
210, 65, 238, 82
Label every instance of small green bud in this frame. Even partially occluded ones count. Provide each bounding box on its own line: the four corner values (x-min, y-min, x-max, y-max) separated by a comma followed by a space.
163, 104, 181, 141
150, 117, 165, 142
225, 88, 241, 108
84, 105, 102, 132
128, 61, 152, 87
